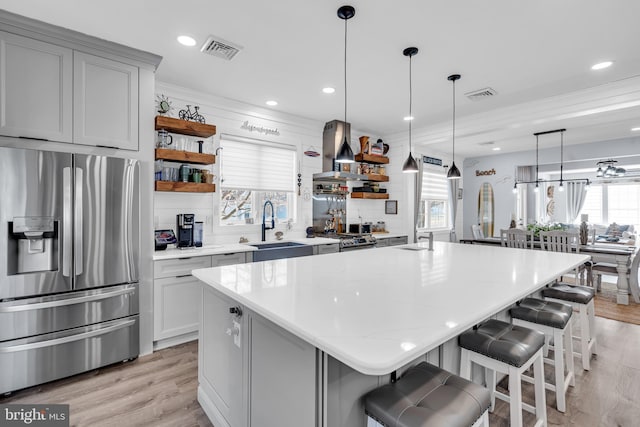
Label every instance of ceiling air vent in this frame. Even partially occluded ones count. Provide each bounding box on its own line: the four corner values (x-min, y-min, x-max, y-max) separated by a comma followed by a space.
465, 87, 497, 101
200, 36, 242, 61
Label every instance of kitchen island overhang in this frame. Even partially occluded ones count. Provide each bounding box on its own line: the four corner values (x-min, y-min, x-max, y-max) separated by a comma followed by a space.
193, 242, 590, 427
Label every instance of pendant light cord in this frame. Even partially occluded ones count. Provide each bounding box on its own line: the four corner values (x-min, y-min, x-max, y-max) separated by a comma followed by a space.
536, 135, 538, 181
344, 17, 348, 125
409, 54, 412, 152
560, 130, 564, 183
452, 78, 456, 162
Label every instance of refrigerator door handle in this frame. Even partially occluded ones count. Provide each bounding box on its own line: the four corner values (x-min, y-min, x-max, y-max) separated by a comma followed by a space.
0, 318, 136, 353
63, 167, 72, 277
0, 285, 136, 313
74, 167, 84, 275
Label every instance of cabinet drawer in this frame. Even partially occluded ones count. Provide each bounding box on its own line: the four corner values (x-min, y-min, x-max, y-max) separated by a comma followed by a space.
154, 256, 212, 279
211, 252, 248, 267
315, 243, 340, 255
388, 236, 408, 246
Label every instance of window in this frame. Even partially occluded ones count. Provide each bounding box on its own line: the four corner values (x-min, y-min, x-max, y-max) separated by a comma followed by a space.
579, 184, 603, 224
577, 182, 640, 228
418, 166, 449, 229
219, 135, 296, 226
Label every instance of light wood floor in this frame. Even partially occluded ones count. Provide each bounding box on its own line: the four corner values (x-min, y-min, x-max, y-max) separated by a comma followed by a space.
2, 317, 640, 426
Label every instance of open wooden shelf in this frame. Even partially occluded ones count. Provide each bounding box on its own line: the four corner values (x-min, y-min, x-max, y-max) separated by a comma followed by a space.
155, 116, 217, 138
350, 192, 389, 199
155, 181, 215, 193
355, 153, 389, 164
363, 173, 389, 182
155, 149, 215, 165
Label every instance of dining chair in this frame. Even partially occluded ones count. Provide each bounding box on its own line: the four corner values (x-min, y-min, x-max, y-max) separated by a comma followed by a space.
500, 228, 534, 249
471, 224, 485, 240
539, 230, 590, 286
591, 247, 640, 303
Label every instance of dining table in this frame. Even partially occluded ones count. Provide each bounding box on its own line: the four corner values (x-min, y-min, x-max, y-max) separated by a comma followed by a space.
469, 237, 637, 305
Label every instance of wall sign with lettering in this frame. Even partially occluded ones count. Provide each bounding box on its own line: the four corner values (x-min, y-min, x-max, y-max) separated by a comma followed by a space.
475, 168, 496, 176
240, 120, 280, 136
422, 156, 442, 166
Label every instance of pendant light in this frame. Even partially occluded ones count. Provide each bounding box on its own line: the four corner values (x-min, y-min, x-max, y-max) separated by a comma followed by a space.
402, 47, 419, 173
447, 74, 461, 179
335, 6, 355, 164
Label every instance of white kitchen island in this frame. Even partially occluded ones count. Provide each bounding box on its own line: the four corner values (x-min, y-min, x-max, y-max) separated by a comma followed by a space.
193, 241, 589, 427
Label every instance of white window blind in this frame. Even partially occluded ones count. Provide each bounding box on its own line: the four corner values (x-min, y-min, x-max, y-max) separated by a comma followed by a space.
221, 135, 296, 192
421, 167, 448, 200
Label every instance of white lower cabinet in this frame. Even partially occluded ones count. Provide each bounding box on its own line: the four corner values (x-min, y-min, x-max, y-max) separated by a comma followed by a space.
153, 252, 249, 348
154, 275, 203, 341
199, 286, 316, 427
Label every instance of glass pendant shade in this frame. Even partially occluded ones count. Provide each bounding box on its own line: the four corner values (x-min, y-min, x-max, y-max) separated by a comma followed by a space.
402, 153, 419, 173
447, 161, 461, 179
335, 136, 354, 163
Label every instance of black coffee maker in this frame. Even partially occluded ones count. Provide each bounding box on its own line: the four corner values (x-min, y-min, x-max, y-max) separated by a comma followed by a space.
176, 214, 195, 248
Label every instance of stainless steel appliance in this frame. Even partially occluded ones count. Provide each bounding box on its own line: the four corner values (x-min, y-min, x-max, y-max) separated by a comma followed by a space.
176, 213, 195, 248
0, 147, 139, 394
312, 120, 368, 182
339, 234, 377, 252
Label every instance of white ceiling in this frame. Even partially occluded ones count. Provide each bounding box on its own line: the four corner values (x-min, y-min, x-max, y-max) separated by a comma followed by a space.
4, 0, 640, 157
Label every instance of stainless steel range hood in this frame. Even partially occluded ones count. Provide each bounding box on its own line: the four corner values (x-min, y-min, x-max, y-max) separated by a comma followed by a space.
313, 120, 368, 182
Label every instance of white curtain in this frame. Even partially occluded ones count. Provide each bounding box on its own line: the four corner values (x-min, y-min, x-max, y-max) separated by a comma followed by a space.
566, 181, 587, 222
413, 158, 424, 243
447, 179, 460, 242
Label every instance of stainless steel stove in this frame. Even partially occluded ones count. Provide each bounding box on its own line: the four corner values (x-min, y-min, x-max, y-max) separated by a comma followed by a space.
338, 234, 377, 252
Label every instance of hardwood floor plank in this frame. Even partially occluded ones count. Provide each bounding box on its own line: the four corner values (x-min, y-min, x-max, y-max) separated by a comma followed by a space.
1, 317, 639, 427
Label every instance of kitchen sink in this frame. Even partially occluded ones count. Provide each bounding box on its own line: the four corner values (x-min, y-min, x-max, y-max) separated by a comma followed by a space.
250, 241, 314, 261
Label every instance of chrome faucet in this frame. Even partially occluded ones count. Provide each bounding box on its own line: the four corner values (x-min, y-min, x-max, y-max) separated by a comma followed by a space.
262, 200, 275, 241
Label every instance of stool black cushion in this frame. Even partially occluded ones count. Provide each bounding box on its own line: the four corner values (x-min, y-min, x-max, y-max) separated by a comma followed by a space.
459, 319, 545, 368
510, 297, 573, 329
364, 362, 490, 427
542, 283, 595, 304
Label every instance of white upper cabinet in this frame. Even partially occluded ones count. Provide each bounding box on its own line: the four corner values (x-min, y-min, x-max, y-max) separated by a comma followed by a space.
73, 52, 139, 150
0, 31, 72, 142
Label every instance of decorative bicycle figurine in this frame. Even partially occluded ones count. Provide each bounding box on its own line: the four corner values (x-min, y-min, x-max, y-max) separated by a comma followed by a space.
178, 105, 206, 124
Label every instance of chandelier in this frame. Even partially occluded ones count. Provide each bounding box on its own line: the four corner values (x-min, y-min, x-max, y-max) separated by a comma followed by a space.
596, 159, 626, 177
513, 128, 590, 193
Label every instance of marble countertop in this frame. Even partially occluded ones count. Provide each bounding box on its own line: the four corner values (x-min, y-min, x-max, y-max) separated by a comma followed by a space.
193, 241, 589, 375
152, 237, 340, 261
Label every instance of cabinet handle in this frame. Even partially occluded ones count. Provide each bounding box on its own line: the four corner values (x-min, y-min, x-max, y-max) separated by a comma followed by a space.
175, 274, 192, 278
229, 306, 243, 316
96, 144, 119, 149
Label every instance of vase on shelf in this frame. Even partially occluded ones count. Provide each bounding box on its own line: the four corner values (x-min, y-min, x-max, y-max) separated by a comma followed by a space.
359, 136, 369, 154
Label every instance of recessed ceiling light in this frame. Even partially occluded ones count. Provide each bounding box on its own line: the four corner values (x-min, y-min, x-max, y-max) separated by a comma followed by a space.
177, 35, 197, 47
403, 116, 414, 121
591, 61, 613, 70
492, 147, 501, 151
632, 127, 640, 131
266, 100, 278, 106
322, 87, 335, 94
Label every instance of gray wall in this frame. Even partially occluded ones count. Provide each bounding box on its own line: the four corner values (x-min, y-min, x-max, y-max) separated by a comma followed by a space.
461, 136, 640, 238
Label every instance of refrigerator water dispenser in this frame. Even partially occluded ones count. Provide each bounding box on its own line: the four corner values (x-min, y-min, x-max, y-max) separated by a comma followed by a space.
9, 217, 58, 274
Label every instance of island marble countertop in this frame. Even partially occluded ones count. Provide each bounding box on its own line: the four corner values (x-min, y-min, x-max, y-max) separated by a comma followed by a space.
193, 241, 589, 375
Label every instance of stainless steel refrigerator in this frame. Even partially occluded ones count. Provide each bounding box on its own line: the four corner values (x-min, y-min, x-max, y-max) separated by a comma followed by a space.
0, 147, 140, 394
